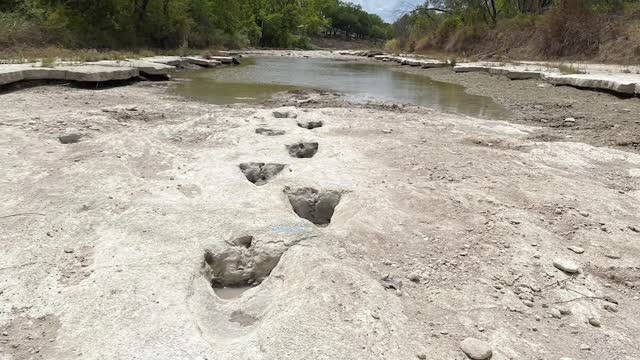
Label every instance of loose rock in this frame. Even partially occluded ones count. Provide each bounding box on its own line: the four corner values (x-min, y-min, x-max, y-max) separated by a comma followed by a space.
558, 307, 572, 315
273, 110, 297, 119
58, 133, 84, 144
553, 259, 580, 274
459, 338, 492, 360
549, 308, 562, 319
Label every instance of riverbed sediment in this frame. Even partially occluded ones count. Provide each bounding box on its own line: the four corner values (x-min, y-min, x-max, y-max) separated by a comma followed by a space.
1, 51, 639, 360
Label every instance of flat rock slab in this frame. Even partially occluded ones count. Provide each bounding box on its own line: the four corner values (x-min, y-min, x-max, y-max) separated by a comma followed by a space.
0, 63, 140, 86
373, 55, 394, 61
88, 60, 174, 76
421, 61, 449, 69
184, 57, 221, 67
207, 56, 237, 64
62, 65, 138, 82
0, 64, 31, 85
545, 73, 640, 95
454, 65, 492, 73
454, 62, 640, 95
140, 56, 191, 67
454, 64, 542, 80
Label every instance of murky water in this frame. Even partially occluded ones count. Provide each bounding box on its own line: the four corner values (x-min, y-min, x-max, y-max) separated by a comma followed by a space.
174, 56, 507, 119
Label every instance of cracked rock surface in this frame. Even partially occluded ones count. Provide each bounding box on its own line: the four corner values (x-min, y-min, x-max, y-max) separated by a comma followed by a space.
1, 72, 640, 360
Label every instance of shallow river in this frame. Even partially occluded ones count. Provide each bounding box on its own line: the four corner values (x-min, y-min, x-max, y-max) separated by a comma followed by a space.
174, 56, 507, 119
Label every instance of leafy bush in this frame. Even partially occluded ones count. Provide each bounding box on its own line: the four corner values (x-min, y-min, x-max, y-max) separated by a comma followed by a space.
291, 35, 311, 49
384, 39, 400, 53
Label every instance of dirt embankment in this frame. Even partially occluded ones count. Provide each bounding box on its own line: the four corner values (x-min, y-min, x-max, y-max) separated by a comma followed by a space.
406, 2, 640, 65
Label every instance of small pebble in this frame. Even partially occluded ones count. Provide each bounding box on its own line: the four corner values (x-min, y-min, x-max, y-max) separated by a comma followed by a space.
567, 246, 584, 254
588, 318, 601, 327
549, 308, 562, 319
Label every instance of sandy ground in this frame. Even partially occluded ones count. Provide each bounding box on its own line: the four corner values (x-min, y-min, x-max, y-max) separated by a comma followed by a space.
1, 67, 640, 360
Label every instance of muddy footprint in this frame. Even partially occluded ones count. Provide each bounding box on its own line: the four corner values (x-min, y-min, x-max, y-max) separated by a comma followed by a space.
255, 128, 285, 136
239, 163, 286, 186
284, 187, 342, 226
202, 235, 283, 299
297, 120, 323, 130
286, 142, 318, 158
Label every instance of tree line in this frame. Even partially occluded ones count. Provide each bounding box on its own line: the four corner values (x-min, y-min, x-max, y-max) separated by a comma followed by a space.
0, 0, 390, 49
388, 0, 640, 60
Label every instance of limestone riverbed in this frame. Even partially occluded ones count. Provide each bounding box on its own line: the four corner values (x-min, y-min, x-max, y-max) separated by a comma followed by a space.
1, 52, 640, 360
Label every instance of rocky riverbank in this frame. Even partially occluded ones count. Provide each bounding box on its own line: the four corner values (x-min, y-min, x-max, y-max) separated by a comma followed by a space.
0, 55, 240, 87
330, 50, 640, 153
390, 64, 640, 153
1, 52, 639, 360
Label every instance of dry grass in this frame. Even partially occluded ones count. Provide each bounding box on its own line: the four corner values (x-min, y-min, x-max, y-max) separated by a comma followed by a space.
40, 57, 55, 68
557, 63, 587, 75
0, 46, 229, 64
536, 0, 600, 58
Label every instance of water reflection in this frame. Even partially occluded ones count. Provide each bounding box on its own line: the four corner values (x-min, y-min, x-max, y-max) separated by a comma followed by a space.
173, 56, 507, 119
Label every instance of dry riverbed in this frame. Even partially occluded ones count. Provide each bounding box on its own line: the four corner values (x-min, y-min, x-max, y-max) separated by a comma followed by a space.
1, 59, 640, 360
393, 65, 640, 153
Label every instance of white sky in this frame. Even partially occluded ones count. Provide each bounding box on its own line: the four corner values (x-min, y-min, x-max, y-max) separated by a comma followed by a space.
347, 0, 424, 22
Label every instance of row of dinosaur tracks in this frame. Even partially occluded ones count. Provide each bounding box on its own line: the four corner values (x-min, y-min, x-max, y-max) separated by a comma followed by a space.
204, 111, 343, 299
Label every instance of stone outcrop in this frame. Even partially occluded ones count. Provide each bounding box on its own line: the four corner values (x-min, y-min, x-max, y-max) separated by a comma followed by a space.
0, 64, 138, 86
454, 62, 640, 94
0, 54, 239, 87
184, 57, 222, 67
544, 73, 639, 95
88, 60, 175, 76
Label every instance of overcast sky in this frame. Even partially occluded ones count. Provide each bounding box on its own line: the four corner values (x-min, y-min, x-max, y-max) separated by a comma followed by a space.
347, 0, 424, 22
